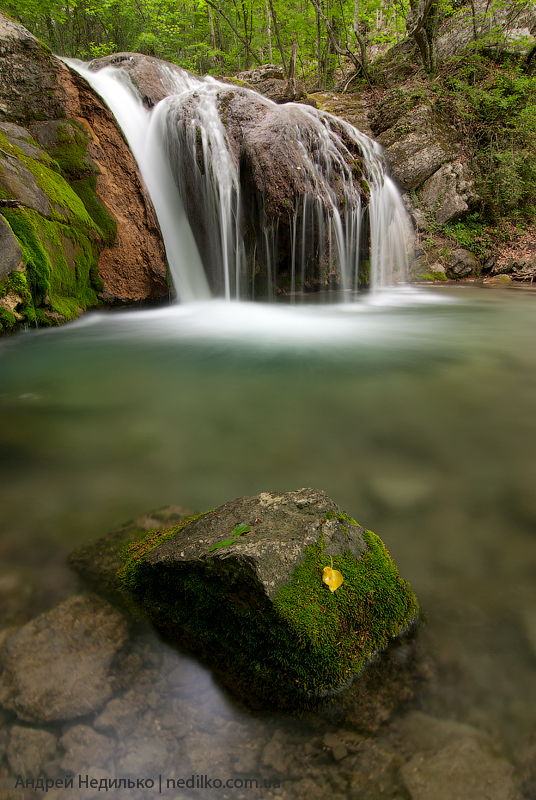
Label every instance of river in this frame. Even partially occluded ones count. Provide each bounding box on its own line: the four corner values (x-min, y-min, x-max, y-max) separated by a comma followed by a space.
1, 284, 535, 796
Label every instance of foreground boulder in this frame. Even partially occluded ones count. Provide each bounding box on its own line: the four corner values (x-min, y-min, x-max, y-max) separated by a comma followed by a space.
0, 13, 168, 333
70, 489, 419, 709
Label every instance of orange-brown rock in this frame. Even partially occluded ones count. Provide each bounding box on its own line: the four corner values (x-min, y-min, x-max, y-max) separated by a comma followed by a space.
0, 11, 168, 306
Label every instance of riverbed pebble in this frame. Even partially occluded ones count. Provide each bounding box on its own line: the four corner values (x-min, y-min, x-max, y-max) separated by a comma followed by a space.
6, 726, 57, 780
0, 595, 129, 723
400, 738, 519, 800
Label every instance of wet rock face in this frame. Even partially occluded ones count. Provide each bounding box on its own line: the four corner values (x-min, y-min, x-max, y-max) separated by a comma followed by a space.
0, 15, 74, 124
446, 248, 478, 279
0, 595, 129, 723
88, 54, 370, 297
0, 12, 168, 329
164, 87, 366, 294
144, 489, 367, 598
0, 215, 22, 279
88, 52, 199, 108
71, 489, 419, 710
370, 87, 466, 194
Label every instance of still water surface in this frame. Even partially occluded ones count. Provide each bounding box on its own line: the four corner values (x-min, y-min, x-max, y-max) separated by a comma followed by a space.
1, 285, 535, 792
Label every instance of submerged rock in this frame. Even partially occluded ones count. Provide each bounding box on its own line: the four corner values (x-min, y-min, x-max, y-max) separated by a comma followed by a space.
6, 726, 57, 780
70, 489, 419, 710
0, 594, 129, 723
400, 738, 518, 800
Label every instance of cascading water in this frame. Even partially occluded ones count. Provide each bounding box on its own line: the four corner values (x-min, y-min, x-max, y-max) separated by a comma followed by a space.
71, 57, 411, 301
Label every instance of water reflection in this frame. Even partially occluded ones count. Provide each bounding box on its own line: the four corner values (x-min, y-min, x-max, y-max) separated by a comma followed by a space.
0, 285, 535, 797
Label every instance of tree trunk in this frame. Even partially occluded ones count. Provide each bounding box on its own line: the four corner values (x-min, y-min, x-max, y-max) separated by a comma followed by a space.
353, 0, 369, 80
406, 0, 438, 73
285, 42, 298, 98
208, 5, 216, 51
268, 0, 288, 75
205, 0, 262, 65
310, 0, 368, 85
266, 0, 273, 61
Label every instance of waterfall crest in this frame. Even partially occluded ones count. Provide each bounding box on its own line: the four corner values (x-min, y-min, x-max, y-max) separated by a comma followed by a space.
71, 57, 411, 302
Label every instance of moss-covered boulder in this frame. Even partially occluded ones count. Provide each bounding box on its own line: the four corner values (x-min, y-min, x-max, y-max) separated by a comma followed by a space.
0, 11, 168, 334
69, 489, 419, 710
0, 122, 107, 326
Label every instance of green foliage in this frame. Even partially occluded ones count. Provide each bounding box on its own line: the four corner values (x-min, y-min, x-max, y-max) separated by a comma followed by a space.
0, 0, 401, 86
208, 522, 251, 551
436, 57, 536, 221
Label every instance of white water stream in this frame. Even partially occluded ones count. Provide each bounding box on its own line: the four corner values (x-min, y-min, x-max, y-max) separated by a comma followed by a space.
69, 59, 410, 301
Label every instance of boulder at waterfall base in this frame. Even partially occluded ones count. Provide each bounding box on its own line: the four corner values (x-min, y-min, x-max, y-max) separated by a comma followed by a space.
87, 53, 371, 296
69, 488, 419, 709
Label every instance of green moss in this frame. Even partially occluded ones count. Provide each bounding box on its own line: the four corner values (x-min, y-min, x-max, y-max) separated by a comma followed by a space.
0, 123, 114, 329
358, 258, 370, 288
3, 208, 100, 319
273, 521, 418, 691
0, 269, 36, 328
1, 269, 31, 301
412, 271, 448, 281
39, 122, 118, 247
0, 131, 93, 227
118, 510, 215, 589
116, 511, 418, 704
71, 177, 117, 246
0, 307, 17, 332
3, 210, 51, 304
48, 121, 95, 179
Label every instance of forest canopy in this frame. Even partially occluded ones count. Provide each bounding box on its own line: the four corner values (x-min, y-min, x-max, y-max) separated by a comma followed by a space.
2, 0, 533, 86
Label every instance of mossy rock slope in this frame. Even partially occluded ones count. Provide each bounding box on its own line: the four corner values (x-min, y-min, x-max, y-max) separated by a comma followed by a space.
70, 488, 419, 710
0, 11, 168, 334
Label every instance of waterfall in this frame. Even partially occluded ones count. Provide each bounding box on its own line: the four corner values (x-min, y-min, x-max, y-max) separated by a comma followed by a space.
70, 58, 411, 302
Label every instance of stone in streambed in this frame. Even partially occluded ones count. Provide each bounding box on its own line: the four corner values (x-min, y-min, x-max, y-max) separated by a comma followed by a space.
400, 738, 518, 800
68, 505, 192, 603
7, 726, 57, 780
72, 488, 419, 710
0, 594, 129, 723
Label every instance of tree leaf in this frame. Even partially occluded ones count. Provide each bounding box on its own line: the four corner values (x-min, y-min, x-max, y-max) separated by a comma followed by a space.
208, 538, 238, 552
322, 557, 344, 593
232, 523, 250, 536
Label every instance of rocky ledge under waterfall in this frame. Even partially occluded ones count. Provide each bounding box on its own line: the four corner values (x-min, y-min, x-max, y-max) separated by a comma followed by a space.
86, 52, 409, 298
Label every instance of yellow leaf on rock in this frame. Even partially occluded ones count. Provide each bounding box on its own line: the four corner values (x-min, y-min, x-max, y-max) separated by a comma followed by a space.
322, 558, 344, 593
